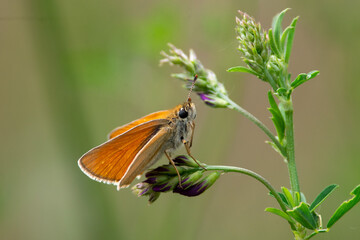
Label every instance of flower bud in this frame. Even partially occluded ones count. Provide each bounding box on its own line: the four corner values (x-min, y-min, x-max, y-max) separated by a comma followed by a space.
181, 171, 204, 189
160, 44, 231, 109
132, 182, 161, 204
132, 182, 150, 196
144, 175, 171, 185
173, 155, 199, 168
152, 176, 179, 192
174, 171, 221, 197
236, 11, 271, 82
198, 93, 229, 108
148, 191, 161, 204
145, 164, 185, 177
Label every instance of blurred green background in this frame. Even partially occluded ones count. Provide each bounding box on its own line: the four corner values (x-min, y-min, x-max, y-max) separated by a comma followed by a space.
1, 0, 360, 239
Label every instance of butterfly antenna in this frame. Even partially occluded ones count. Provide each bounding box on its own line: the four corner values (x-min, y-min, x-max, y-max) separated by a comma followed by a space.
187, 74, 198, 102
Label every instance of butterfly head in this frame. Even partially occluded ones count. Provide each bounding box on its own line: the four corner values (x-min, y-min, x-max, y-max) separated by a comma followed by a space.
177, 74, 198, 121
178, 100, 196, 121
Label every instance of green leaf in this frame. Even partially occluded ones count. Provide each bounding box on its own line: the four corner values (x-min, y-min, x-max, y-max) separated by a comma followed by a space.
327, 184, 360, 228
268, 91, 280, 111
280, 26, 293, 53
291, 70, 320, 89
268, 191, 290, 208
282, 187, 295, 208
269, 108, 285, 141
278, 192, 290, 207
287, 202, 318, 230
265, 207, 294, 223
227, 66, 258, 76
283, 17, 298, 63
300, 192, 307, 203
294, 192, 301, 206
268, 29, 281, 57
309, 184, 339, 212
271, 8, 290, 55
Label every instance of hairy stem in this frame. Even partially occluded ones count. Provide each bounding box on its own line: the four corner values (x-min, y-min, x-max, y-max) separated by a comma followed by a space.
282, 98, 300, 196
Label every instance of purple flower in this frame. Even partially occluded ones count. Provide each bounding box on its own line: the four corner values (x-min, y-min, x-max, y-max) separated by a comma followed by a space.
132, 156, 220, 203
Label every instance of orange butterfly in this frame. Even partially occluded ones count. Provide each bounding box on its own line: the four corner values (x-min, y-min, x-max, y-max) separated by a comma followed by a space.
78, 75, 201, 190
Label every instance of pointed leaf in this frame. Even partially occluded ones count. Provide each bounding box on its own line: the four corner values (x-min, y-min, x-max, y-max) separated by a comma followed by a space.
291, 71, 320, 89
287, 202, 318, 230
265, 207, 294, 223
327, 184, 360, 228
227, 66, 258, 76
268, 108, 284, 131
278, 192, 290, 207
269, 190, 291, 208
309, 184, 339, 212
269, 108, 285, 141
283, 17, 298, 63
282, 187, 295, 208
294, 192, 301, 206
271, 8, 290, 55
280, 27, 294, 54
268, 91, 280, 112
300, 192, 308, 204
268, 29, 281, 57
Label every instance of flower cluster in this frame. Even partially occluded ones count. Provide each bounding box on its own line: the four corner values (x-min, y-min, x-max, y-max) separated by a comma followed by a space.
160, 44, 230, 108
132, 155, 221, 204
236, 11, 271, 81
235, 10, 306, 97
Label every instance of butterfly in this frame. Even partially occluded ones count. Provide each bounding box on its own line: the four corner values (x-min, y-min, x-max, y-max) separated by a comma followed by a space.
78, 75, 202, 190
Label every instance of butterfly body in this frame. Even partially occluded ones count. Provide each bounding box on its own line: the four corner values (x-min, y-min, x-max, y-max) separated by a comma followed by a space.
78, 101, 196, 190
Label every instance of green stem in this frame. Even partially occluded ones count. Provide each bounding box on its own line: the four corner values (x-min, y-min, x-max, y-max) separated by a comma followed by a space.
198, 165, 296, 230
282, 98, 300, 195
219, 92, 287, 157
304, 229, 329, 240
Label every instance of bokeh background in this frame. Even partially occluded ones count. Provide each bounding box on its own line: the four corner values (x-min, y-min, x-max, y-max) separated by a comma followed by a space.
1, 0, 360, 239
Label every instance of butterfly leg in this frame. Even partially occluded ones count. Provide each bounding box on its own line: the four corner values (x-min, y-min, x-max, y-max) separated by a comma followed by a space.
164, 151, 183, 188
182, 139, 206, 170
189, 122, 195, 148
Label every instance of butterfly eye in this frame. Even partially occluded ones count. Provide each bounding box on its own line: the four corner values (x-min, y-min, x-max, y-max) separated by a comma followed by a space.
179, 108, 188, 119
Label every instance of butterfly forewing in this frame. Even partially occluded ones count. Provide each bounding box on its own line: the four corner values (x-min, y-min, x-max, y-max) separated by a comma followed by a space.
78, 119, 170, 186
108, 110, 171, 139
118, 126, 171, 187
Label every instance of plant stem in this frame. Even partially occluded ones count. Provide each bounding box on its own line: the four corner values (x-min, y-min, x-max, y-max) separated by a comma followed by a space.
219, 92, 287, 157
203, 166, 287, 210
198, 165, 296, 230
282, 98, 300, 195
